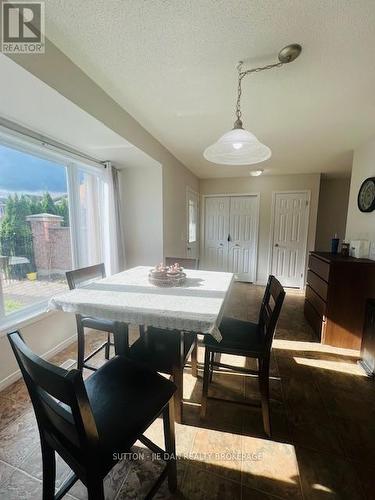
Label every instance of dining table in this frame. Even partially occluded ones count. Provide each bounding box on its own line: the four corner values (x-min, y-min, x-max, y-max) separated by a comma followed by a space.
49, 265, 234, 422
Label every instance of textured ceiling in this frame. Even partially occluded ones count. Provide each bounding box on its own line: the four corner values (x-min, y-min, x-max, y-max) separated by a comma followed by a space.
43, 0, 375, 178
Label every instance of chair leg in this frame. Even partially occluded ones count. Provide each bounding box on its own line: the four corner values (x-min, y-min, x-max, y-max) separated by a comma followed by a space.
209, 351, 215, 382
87, 477, 105, 500
104, 332, 110, 360
163, 400, 177, 492
77, 323, 85, 371
41, 440, 56, 500
259, 359, 271, 437
191, 336, 198, 378
200, 348, 211, 418
171, 366, 183, 424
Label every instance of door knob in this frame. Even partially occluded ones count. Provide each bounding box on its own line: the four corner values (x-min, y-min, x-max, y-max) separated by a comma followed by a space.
219, 243, 224, 246
275, 243, 279, 247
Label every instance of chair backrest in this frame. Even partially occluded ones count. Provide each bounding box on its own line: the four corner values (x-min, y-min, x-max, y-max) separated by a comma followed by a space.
66, 263, 106, 290
165, 257, 199, 270
8, 331, 99, 456
258, 275, 285, 354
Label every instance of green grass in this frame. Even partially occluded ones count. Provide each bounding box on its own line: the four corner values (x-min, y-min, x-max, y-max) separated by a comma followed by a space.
4, 298, 23, 314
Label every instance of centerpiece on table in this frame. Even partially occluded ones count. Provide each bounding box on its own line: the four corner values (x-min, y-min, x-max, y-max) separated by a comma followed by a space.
149, 262, 187, 287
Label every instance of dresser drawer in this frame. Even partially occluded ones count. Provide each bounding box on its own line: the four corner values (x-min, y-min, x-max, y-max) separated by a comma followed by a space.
304, 299, 325, 340
306, 270, 328, 301
308, 254, 330, 282
306, 285, 326, 318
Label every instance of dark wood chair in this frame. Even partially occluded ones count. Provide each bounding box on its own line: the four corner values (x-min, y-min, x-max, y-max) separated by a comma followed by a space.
128, 257, 199, 423
165, 257, 199, 270
66, 264, 116, 371
200, 275, 285, 436
8, 331, 177, 500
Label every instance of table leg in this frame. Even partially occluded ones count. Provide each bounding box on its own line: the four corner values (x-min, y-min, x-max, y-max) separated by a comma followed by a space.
171, 331, 185, 424
191, 335, 198, 378
113, 322, 129, 356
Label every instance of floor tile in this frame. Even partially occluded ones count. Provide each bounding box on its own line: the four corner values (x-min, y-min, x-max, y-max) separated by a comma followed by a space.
0, 468, 42, 499
0, 411, 38, 467
241, 436, 302, 499
296, 446, 364, 499
190, 427, 242, 482
0, 459, 16, 488
181, 465, 241, 500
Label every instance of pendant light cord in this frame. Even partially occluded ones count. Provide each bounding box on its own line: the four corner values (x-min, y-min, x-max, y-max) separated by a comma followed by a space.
234, 60, 285, 129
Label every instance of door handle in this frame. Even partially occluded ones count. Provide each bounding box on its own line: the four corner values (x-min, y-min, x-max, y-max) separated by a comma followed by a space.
275, 243, 279, 247
219, 243, 224, 246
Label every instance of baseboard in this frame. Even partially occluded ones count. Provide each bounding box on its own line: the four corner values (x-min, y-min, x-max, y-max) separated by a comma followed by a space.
0, 333, 76, 392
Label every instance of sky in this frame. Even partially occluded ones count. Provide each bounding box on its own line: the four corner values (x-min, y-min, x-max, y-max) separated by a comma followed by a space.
0, 144, 67, 197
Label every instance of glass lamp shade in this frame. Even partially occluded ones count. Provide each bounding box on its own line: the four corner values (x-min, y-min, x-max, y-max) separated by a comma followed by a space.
204, 128, 271, 165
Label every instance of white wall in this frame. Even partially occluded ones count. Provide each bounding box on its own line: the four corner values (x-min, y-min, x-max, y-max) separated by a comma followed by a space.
199, 173, 321, 285
315, 177, 350, 251
121, 164, 163, 267
346, 137, 375, 242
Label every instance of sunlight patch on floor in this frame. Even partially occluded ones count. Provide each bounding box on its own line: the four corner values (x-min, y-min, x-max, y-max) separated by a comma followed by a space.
293, 356, 365, 376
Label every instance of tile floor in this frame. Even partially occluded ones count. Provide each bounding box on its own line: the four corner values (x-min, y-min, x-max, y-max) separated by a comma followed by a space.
0, 282, 373, 499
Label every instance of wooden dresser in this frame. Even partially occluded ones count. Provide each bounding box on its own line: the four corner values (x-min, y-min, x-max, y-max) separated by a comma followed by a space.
304, 251, 375, 350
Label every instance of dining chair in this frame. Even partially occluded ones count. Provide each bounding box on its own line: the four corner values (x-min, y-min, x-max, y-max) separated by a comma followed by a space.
200, 275, 285, 437
8, 331, 177, 500
165, 257, 199, 269
66, 264, 116, 371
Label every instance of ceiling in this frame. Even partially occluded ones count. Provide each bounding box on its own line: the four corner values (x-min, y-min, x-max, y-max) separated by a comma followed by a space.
41, 1, 375, 178
0, 55, 160, 171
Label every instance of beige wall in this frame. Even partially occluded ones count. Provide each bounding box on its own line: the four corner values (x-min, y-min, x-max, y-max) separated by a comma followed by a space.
1, 41, 199, 388
0, 312, 75, 390
199, 173, 321, 285
8, 42, 199, 259
315, 178, 350, 251
121, 165, 163, 267
346, 137, 375, 242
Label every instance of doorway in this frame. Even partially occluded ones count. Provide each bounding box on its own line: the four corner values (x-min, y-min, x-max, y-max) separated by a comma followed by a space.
203, 194, 259, 282
269, 191, 310, 288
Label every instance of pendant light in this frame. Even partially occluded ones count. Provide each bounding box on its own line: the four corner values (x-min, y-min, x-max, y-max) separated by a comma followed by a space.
203, 44, 302, 166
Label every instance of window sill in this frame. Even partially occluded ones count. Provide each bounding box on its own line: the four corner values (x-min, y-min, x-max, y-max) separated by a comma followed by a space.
0, 302, 55, 337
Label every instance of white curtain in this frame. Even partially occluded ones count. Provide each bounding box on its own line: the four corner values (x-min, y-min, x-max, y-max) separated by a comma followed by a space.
101, 162, 126, 275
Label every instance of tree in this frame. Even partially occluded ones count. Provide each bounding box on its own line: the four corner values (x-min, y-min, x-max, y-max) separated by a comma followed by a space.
55, 196, 69, 226
41, 192, 57, 215
0, 194, 33, 261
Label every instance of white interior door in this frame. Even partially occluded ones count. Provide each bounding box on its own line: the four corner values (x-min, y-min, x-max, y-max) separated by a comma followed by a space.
186, 188, 199, 258
204, 195, 258, 281
228, 196, 258, 282
204, 197, 230, 271
270, 191, 310, 288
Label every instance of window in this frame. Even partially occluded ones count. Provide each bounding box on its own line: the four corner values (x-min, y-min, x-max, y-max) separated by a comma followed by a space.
187, 189, 198, 243
0, 135, 105, 321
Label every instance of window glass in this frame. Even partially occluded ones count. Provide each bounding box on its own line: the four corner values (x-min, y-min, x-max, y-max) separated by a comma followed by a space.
0, 144, 72, 317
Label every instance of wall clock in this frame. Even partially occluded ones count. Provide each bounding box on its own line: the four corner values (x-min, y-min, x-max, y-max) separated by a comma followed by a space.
358, 177, 375, 213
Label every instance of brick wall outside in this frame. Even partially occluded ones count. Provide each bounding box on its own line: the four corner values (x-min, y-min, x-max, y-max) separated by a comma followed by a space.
26, 214, 72, 276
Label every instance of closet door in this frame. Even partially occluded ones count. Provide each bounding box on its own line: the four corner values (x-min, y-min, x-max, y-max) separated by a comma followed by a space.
228, 196, 258, 282
204, 197, 230, 271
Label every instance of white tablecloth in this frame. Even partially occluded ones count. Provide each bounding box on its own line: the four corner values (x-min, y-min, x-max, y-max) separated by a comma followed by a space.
48, 266, 234, 341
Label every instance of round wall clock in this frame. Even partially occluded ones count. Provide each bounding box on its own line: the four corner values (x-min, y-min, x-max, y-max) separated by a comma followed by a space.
358, 177, 375, 213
